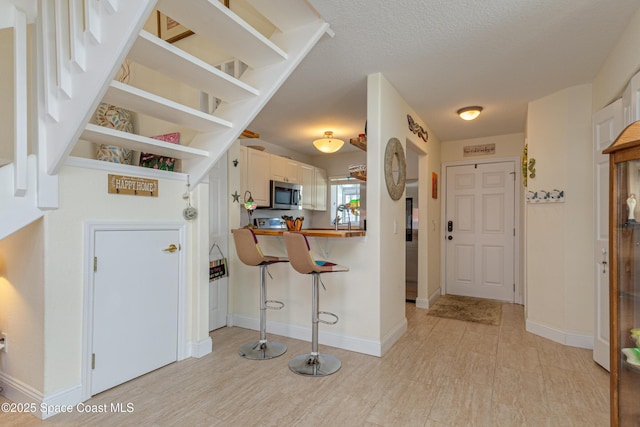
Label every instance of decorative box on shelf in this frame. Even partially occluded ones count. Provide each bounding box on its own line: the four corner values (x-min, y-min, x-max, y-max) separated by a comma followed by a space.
350, 134, 367, 151
349, 164, 366, 181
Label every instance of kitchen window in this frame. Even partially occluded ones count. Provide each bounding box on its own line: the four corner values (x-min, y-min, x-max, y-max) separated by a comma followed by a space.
329, 177, 361, 227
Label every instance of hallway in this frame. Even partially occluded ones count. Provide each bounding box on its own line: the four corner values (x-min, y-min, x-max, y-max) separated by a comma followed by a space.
3, 303, 609, 426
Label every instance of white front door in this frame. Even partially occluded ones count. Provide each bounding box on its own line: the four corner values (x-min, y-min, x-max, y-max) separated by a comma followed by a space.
592, 99, 622, 371
91, 228, 180, 395
444, 161, 515, 302
209, 153, 228, 331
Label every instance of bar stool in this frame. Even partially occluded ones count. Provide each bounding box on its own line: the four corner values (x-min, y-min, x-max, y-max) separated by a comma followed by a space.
283, 231, 349, 376
232, 228, 288, 360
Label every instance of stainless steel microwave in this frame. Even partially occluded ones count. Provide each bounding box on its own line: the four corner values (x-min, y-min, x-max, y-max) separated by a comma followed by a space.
269, 180, 302, 210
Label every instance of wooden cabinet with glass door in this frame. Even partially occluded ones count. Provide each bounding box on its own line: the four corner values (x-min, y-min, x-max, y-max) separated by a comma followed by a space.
604, 121, 640, 426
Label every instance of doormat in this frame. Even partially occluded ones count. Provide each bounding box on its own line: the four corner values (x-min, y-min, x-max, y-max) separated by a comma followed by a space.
427, 295, 502, 326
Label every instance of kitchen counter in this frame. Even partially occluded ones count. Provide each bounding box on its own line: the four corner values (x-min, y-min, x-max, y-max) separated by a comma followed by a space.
251, 228, 366, 238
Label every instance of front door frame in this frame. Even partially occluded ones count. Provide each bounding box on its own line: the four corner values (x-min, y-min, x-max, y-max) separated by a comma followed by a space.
81, 221, 188, 400
440, 157, 522, 304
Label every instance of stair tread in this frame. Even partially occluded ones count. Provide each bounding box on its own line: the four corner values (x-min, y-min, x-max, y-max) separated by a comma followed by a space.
103, 81, 232, 132
128, 31, 259, 102
156, 0, 287, 68
82, 124, 209, 160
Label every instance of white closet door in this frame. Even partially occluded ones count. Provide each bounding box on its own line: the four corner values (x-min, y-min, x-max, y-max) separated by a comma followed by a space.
592, 99, 622, 371
91, 229, 180, 395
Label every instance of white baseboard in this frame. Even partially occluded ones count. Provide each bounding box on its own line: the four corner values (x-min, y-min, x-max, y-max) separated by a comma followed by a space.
40, 384, 84, 419
416, 288, 441, 309
0, 371, 83, 419
188, 337, 213, 358
380, 317, 408, 356
230, 314, 387, 357
526, 319, 594, 349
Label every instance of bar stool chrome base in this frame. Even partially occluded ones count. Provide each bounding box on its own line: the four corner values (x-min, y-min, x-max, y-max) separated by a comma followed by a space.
288, 352, 341, 376
239, 340, 287, 360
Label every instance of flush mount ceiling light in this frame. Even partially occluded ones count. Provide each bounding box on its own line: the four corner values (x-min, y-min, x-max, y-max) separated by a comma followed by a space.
313, 131, 344, 154
457, 106, 483, 121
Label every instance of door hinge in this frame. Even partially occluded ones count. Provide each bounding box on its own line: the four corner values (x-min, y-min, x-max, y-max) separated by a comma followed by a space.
513, 228, 516, 236
93, 257, 97, 272
513, 283, 515, 291
92, 353, 96, 369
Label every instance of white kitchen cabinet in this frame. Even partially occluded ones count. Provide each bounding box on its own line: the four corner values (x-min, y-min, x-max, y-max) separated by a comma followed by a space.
270, 154, 300, 183
314, 167, 327, 211
245, 147, 270, 207
301, 164, 315, 209
301, 163, 327, 211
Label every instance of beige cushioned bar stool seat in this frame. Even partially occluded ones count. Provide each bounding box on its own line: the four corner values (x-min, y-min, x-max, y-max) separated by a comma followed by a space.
232, 228, 288, 360
283, 231, 349, 376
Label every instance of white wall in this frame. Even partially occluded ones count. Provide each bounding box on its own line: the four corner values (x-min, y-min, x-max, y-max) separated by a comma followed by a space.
42, 165, 208, 395
0, 220, 45, 394
526, 84, 593, 346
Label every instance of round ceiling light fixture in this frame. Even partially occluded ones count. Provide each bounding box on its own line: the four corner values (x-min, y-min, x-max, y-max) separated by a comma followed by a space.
313, 131, 344, 153
457, 106, 483, 121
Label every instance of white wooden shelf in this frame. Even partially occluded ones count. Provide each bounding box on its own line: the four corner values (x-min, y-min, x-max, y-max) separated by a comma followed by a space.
156, 0, 287, 68
103, 81, 232, 132
128, 31, 259, 102
81, 124, 209, 160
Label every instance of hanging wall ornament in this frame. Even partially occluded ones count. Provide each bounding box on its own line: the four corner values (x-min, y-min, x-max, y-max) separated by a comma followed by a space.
183, 177, 198, 220
384, 137, 407, 200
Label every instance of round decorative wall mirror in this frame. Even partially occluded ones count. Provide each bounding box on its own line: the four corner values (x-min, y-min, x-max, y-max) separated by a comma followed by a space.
384, 137, 407, 200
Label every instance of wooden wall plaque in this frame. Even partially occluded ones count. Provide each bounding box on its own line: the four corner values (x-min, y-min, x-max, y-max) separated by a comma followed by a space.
108, 174, 158, 197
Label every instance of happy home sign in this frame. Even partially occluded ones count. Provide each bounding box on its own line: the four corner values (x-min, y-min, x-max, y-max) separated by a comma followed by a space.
108, 174, 158, 197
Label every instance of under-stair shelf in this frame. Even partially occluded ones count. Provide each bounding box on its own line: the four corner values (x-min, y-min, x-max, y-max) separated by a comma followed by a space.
156, 0, 288, 69
128, 31, 259, 103
103, 81, 232, 132
81, 124, 209, 160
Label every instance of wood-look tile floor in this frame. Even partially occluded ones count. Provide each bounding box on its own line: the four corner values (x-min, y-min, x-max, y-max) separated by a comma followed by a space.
2, 303, 610, 426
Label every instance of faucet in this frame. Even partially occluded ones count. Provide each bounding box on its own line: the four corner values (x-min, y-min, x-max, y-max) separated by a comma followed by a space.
335, 204, 351, 231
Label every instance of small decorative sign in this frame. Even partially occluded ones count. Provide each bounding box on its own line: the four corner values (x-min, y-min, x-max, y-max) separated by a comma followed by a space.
209, 243, 228, 282
108, 174, 158, 197
463, 143, 495, 157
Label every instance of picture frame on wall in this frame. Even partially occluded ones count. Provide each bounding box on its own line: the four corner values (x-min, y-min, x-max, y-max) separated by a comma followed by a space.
432, 172, 438, 199
157, 12, 194, 43
156, 1, 228, 43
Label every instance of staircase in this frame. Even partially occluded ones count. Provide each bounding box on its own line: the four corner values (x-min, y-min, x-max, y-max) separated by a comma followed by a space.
0, 0, 332, 240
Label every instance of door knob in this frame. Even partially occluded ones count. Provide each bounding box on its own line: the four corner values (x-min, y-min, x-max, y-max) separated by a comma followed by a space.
163, 244, 179, 253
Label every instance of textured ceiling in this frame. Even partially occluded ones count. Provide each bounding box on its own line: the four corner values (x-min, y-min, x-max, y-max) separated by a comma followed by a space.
248, 0, 640, 155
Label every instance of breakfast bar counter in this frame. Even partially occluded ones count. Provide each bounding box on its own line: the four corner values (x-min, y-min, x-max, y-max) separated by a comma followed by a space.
251, 228, 366, 238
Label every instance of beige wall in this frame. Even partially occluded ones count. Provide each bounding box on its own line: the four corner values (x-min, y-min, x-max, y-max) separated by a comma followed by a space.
592, 7, 640, 111
367, 73, 408, 339
0, 220, 45, 394
441, 133, 525, 163
42, 165, 208, 394
526, 84, 593, 343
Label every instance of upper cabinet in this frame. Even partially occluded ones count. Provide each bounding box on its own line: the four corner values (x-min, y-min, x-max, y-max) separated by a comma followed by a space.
240, 147, 326, 211
301, 163, 327, 211
270, 155, 301, 183
243, 147, 270, 207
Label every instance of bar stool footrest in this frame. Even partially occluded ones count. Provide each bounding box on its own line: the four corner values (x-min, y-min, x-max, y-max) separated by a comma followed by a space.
318, 311, 339, 325
288, 353, 341, 376
265, 300, 285, 310
239, 340, 287, 360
